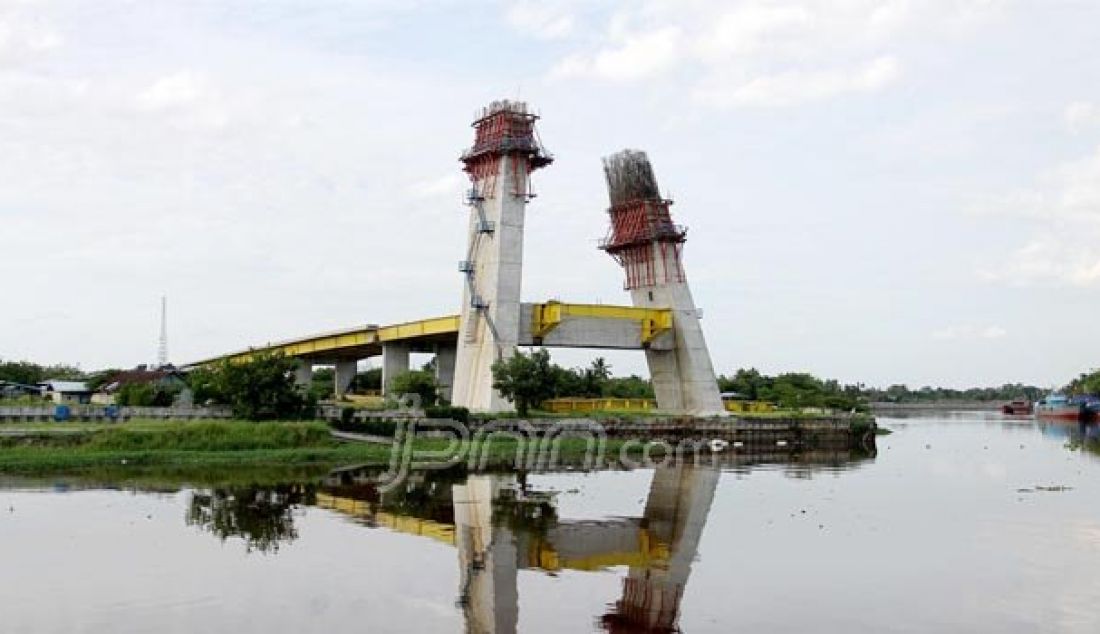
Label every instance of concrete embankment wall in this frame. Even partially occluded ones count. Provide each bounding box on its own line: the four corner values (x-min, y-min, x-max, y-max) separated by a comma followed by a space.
870, 401, 1001, 414
0, 406, 233, 423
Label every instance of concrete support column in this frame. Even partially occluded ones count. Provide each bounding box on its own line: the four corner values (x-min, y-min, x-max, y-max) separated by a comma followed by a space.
293, 360, 313, 390
334, 360, 358, 399
435, 344, 457, 404
631, 251, 726, 417
381, 343, 410, 397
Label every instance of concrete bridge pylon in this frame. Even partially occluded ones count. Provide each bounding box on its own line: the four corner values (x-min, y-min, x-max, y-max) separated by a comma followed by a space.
600, 150, 727, 417
451, 101, 552, 412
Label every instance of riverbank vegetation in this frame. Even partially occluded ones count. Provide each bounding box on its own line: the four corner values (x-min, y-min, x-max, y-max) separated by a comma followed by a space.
0, 419, 629, 475
1065, 370, 1100, 396
186, 354, 315, 420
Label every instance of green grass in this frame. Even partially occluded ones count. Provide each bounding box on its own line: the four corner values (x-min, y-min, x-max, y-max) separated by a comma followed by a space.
0, 396, 52, 407
0, 419, 631, 476
0, 421, 334, 450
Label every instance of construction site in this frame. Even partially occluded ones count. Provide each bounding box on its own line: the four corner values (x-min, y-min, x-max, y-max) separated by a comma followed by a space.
190, 99, 728, 417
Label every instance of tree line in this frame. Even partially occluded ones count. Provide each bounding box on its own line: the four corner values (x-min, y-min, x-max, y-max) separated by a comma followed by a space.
2, 354, 1088, 418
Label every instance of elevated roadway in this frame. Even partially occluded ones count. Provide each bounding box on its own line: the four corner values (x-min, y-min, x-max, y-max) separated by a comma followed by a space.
185, 301, 674, 400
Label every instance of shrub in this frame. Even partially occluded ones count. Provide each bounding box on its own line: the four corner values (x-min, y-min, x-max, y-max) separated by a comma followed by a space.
388, 370, 438, 407
425, 405, 469, 423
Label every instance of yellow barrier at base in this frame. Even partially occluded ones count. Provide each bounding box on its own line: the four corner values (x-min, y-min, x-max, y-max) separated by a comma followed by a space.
722, 400, 777, 413
542, 398, 657, 413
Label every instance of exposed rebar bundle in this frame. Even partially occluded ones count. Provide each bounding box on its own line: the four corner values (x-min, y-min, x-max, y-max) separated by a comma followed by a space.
603, 150, 661, 206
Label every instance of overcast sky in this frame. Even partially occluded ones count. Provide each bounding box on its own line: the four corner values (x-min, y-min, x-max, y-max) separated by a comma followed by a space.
2, 0, 1098, 388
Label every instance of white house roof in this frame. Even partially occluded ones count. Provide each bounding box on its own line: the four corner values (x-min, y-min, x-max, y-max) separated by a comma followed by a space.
39, 380, 90, 393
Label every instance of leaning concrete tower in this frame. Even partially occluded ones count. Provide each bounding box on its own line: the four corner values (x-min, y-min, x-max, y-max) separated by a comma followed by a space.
600, 150, 726, 417
451, 101, 552, 411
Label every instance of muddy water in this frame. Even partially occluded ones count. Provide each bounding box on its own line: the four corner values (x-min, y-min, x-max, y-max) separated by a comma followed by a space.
1, 413, 1098, 633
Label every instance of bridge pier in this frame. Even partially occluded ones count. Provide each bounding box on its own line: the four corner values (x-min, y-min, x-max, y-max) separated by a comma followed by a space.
381, 342, 410, 398
435, 344, 457, 404
334, 360, 357, 398
293, 361, 313, 390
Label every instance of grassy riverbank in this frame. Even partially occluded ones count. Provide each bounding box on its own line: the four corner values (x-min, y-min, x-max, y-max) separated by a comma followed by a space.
0, 419, 621, 475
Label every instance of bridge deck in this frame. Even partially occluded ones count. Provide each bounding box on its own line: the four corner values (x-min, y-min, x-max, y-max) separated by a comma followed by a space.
185, 302, 672, 367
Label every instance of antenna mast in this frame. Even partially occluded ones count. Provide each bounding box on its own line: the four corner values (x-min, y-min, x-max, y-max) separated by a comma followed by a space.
157, 296, 169, 367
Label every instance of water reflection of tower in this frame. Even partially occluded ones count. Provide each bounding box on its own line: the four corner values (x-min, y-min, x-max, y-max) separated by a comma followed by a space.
453, 475, 520, 634
602, 466, 720, 633
449, 467, 720, 634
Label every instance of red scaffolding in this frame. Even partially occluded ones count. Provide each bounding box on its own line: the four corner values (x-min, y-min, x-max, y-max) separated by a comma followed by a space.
460, 101, 552, 200
600, 197, 687, 290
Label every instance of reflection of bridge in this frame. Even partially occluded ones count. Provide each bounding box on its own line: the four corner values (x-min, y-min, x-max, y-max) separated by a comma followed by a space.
313, 442, 875, 632
317, 465, 719, 633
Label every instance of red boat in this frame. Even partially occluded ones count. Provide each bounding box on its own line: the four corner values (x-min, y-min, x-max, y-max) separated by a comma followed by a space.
1001, 399, 1033, 415
1035, 394, 1100, 423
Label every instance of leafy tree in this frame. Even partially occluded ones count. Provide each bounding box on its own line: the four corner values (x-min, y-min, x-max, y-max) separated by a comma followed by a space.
578, 357, 611, 397
0, 360, 85, 385
603, 375, 655, 399
309, 367, 335, 401
389, 370, 438, 407
350, 368, 382, 393
1066, 370, 1100, 396
187, 485, 313, 554
550, 364, 584, 398
492, 349, 557, 416
0, 361, 46, 385
190, 353, 314, 421
187, 366, 225, 405
116, 382, 176, 407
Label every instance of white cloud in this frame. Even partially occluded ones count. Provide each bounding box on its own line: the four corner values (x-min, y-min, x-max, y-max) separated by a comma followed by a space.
978, 138, 1100, 287
981, 325, 1008, 339
980, 238, 1100, 288
507, 1, 575, 40
0, 7, 63, 66
408, 173, 463, 200
977, 143, 1100, 222
133, 71, 232, 130
694, 55, 900, 108
136, 71, 209, 111
551, 26, 681, 81
544, 0, 1002, 108
1064, 102, 1100, 134
693, 4, 813, 60
932, 324, 1009, 341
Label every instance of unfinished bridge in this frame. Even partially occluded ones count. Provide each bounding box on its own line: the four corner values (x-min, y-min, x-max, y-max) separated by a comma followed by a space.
188, 100, 726, 417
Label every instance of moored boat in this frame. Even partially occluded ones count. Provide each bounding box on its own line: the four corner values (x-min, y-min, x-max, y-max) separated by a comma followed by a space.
1001, 399, 1033, 415
1035, 394, 1100, 423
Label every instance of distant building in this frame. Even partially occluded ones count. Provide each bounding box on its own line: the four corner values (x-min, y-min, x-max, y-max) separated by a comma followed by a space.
93, 366, 188, 405
0, 381, 42, 399
38, 380, 92, 404
100, 366, 187, 394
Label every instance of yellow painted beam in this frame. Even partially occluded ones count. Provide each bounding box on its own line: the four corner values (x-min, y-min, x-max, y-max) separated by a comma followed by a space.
530, 301, 673, 345
376, 315, 461, 342
316, 492, 666, 571
189, 301, 671, 368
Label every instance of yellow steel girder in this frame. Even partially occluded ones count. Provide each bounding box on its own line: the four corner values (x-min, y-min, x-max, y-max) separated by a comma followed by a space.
531, 301, 672, 345
316, 492, 667, 572
376, 315, 461, 342
192, 302, 670, 367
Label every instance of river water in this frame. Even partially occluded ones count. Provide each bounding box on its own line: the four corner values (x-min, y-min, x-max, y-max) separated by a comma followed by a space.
1, 413, 1099, 633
